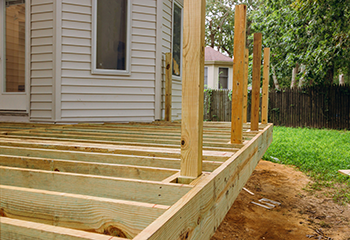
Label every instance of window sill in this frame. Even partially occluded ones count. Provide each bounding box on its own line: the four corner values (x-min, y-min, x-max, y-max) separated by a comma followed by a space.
91, 69, 131, 76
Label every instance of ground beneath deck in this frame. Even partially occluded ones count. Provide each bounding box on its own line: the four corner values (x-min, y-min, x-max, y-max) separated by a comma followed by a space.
212, 161, 350, 240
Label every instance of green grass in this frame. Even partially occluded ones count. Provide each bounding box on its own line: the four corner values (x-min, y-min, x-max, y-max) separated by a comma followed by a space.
263, 126, 350, 203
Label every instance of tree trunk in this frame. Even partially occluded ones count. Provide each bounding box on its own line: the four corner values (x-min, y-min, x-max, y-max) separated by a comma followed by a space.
339, 74, 345, 86
325, 65, 334, 84
271, 65, 281, 90
298, 64, 306, 87
290, 63, 299, 89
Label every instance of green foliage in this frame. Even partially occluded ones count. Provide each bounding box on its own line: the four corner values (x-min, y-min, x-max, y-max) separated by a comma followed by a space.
204, 88, 213, 114
251, 0, 350, 86
205, 0, 259, 57
205, 0, 350, 87
264, 126, 350, 203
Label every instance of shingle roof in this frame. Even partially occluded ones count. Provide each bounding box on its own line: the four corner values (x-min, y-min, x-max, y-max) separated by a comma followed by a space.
205, 47, 233, 62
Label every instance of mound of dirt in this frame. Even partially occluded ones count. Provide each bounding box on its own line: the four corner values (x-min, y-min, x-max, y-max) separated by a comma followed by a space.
212, 160, 350, 240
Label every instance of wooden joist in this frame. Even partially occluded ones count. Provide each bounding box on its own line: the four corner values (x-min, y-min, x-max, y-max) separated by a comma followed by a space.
0, 166, 191, 206
1, 217, 125, 240
0, 185, 167, 238
0, 121, 273, 240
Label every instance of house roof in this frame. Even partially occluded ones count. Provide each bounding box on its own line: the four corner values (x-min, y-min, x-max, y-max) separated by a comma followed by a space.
205, 47, 233, 62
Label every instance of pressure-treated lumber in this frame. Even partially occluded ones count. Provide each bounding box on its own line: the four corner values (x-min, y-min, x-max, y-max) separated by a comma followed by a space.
133, 124, 273, 240
0, 217, 126, 240
180, 0, 206, 180
243, 48, 249, 123
0, 137, 233, 161
261, 48, 270, 124
231, 4, 247, 144
0, 166, 191, 206
0, 185, 167, 238
251, 33, 262, 131
165, 52, 172, 121
0, 146, 221, 172
0, 121, 273, 239
0, 154, 178, 181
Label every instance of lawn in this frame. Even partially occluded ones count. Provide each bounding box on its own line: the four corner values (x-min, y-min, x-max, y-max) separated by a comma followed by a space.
263, 126, 350, 203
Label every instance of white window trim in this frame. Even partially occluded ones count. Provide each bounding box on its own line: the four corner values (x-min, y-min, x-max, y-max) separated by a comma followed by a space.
218, 67, 229, 90
172, 0, 183, 80
91, 0, 131, 76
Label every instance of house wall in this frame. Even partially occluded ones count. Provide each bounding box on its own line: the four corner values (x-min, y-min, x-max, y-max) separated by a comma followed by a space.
28, 0, 181, 123
161, 0, 182, 120
56, 0, 158, 122
205, 63, 233, 90
30, 0, 55, 121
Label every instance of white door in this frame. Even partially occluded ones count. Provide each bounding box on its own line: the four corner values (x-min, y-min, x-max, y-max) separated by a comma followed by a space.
0, 0, 27, 111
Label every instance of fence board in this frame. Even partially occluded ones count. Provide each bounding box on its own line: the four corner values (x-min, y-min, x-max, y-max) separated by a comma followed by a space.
203, 85, 350, 130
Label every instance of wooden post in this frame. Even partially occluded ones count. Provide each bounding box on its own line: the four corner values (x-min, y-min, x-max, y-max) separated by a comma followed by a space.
261, 48, 270, 124
231, 4, 247, 144
243, 48, 249, 123
251, 33, 262, 131
179, 0, 206, 182
165, 53, 172, 121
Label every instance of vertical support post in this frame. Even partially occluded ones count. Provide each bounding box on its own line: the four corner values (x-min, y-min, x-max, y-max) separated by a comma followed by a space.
261, 48, 270, 124
165, 53, 172, 121
251, 33, 262, 131
243, 48, 249, 123
179, 0, 205, 182
231, 4, 247, 144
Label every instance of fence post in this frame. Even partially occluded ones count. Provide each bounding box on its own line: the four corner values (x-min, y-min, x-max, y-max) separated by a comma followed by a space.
231, 4, 247, 144
261, 48, 270, 124
165, 53, 172, 121
243, 48, 249, 123
179, 0, 205, 183
251, 33, 262, 131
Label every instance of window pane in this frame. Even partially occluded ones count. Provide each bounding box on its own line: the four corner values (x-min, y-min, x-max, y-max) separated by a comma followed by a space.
96, 0, 127, 70
172, 4, 181, 76
204, 67, 208, 89
5, 0, 25, 92
218, 68, 228, 89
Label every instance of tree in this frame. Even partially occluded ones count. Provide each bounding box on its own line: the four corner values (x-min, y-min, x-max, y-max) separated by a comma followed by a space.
251, 0, 350, 87
205, 0, 259, 57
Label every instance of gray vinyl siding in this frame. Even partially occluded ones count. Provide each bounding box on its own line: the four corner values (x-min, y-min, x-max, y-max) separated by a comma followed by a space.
58, 0, 157, 122
161, 0, 182, 120
30, 0, 54, 121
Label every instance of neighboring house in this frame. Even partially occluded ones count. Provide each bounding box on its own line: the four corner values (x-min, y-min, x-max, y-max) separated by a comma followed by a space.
204, 46, 233, 90
0, 0, 183, 123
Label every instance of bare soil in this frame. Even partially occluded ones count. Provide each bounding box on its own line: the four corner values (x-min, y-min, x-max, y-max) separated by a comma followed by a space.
212, 160, 350, 240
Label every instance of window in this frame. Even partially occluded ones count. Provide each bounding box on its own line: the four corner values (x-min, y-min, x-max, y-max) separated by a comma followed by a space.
4, 0, 26, 92
92, 0, 130, 75
172, 2, 182, 77
204, 67, 208, 89
218, 68, 228, 89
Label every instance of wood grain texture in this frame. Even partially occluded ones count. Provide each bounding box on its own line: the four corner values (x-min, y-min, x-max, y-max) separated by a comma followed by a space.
243, 48, 249, 123
180, 0, 206, 179
261, 48, 271, 124
133, 124, 273, 240
0, 217, 125, 240
0, 166, 191, 206
165, 52, 172, 121
0, 185, 166, 238
231, 5, 247, 144
251, 33, 262, 131
0, 154, 177, 181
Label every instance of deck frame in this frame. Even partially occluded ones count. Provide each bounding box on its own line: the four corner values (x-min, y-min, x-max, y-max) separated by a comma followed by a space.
0, 121, 272, 239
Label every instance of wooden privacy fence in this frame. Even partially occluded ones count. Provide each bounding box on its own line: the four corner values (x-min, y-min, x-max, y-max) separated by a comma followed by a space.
204, 85, 350, 129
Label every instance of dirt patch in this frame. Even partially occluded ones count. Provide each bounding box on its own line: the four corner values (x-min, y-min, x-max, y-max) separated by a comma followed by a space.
212, 160, 350, 240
